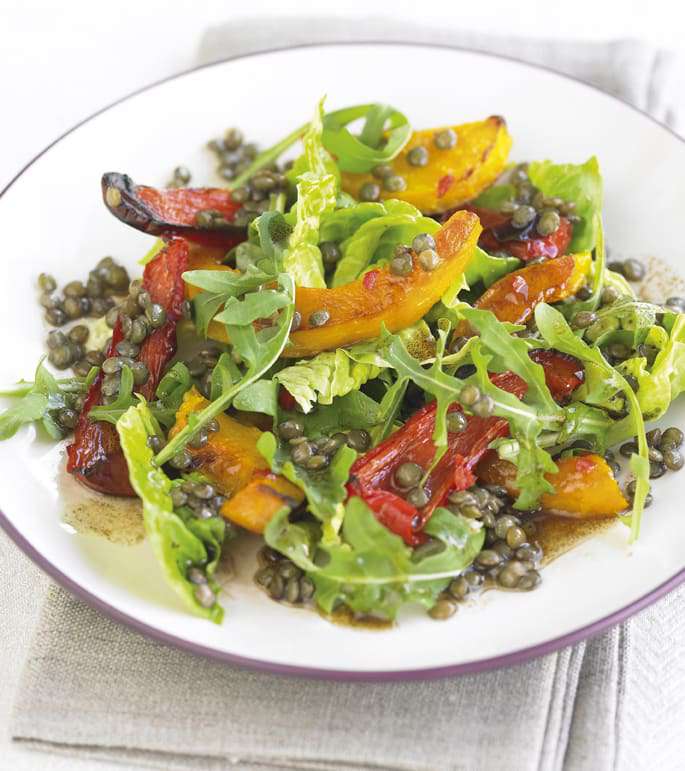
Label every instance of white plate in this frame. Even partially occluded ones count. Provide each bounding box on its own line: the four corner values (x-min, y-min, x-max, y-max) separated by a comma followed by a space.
1, 44, 684, 680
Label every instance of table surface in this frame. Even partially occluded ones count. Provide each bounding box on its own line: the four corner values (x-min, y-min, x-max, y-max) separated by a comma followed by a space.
2, 1, 684, 767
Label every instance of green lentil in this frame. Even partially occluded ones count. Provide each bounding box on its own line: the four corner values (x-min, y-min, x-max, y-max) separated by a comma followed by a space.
536, 209, 560, 236
434, 128, 457, 150
383, 175, 406, 192
428, 598, 457, 620
406, 487, 429, 508
418, 249, 440, 271
359, 182, 381, 202
623, 258, 646, 281
407, 146, 429, 166
459, 384, 480, 407
346, 429, 371, 452
394, 462, 423, 489
309, 309, 330, 328
572, 310, 598, 329
511, 205, 536, 228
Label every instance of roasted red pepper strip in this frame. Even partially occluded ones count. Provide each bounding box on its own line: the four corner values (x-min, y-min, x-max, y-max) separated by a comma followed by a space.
348, 372, 527, 545
465, 205, 572, 262
101, 172, 245, 249
348, 351, 586, 545
529, 349, 584, 404
66, 238, 189, 495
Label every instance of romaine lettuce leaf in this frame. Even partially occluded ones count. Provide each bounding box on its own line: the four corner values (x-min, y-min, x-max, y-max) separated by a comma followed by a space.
117, 401, 226, 623
331, 199, 439, 287
282, 100, 337, 288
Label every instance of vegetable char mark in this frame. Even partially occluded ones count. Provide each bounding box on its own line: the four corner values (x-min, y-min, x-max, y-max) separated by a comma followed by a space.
67, 238, 189, 495
101, 172, 245, 249
348, 371, 527, 545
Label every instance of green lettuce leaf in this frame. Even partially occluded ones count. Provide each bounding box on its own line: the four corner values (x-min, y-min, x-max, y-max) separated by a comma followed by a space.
257, 431, 356, 539
527, 156, 603, 252
534, 302, 649, 540
117, 401, 227, 623
265, 499, 484, 620
470, 343, 558, 508
472, 183, 516, 210
282, 100, 337, 288
331, 199, 439, 287
464, 246, 520, 289
0, 359, 94, 441
619, 313, 685, 421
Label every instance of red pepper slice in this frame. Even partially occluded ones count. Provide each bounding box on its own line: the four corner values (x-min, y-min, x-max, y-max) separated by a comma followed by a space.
465, 205, 573, 262
529, 349, 584, 403
348, 372, 527, 545
101, 172, 246, 249
66, 237, 189, 496
348, 350, 586, 545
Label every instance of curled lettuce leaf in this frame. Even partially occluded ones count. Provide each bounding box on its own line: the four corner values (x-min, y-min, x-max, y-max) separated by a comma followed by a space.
117, 401, 227, 622
618, 314, 685, 421
276, 322, 434, 413
282, 100, 337, 288
330, 199, 439, 287
464, 246, 520, 289
527, 156, 603, 252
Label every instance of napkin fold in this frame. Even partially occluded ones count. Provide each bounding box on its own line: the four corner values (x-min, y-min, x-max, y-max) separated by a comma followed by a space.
9, 18, 685, 771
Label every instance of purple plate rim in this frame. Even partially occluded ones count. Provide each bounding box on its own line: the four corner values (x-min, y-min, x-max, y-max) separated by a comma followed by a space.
1, 41, 684, 682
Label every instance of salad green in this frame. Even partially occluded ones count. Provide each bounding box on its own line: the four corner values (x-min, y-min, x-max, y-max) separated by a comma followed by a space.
2, 98, 684, 626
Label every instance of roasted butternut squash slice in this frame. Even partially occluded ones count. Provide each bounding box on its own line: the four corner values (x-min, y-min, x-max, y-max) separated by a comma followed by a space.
341, 116, 512, 213
170, 389, 303, 532
456, 251, 591, 337
476, 452, 628, 518
185, 209, 481, 358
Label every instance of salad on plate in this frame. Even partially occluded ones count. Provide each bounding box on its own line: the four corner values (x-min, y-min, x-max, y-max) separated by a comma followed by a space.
3, 99, 685, 625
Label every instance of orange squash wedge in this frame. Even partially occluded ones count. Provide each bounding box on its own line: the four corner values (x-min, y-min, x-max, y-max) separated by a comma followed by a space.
341, 116, 512, 214
476, 451, 628, 518
185, 209, 481, 358
169, 388, 303, 533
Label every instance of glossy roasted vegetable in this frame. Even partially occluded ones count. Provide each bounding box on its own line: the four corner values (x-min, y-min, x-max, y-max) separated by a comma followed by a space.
349, 371, 528, 545
67, 237, 189, 496
340, 116, 512, 214
170, 389, 304, 532
101, 173, 246, 249
457, 252, 591, 335
467, 205, 573, 261
187, 209, 482, 358
476, 452, 628, 517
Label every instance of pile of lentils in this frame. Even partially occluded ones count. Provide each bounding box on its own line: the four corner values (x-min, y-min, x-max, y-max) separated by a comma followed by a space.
277, 417, 371, 472
169, 477, 232, 610
357, 128, 459, 202
255, 545, 315, 606
619, 426, 684, 496
39, 258, 131, 378
206, 127, 290, 227
497, 163, 578, 240
430, 483, 542, 619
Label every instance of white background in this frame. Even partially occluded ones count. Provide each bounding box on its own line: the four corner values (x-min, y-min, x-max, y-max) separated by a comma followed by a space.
1, 0, 685, 190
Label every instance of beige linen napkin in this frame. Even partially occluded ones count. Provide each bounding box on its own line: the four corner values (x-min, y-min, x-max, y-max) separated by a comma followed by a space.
8, 19, 685, 771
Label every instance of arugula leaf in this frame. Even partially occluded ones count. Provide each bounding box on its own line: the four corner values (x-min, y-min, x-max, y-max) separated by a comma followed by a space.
535, 303, 649, 540
155, 272, 295, 466
257, 431, 356, 539
371, 376, 408, 444
232, 378, 278, 417
0, 359, 93, 440
331, 200, 439, 287
470, 343, 558, 508
266, 500, 484, 620
528, 157, 603, 252
213, 290, 291, 326
138, 238, 165, 266
459, 306, 560, 416
282, 99, 337, 288
286, 391, 382, 437
464, 246, 521, 289
182, 265, 274, 297
117, 401, 227, 623
192, 292, 229, 338
321, 103, 411, 173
